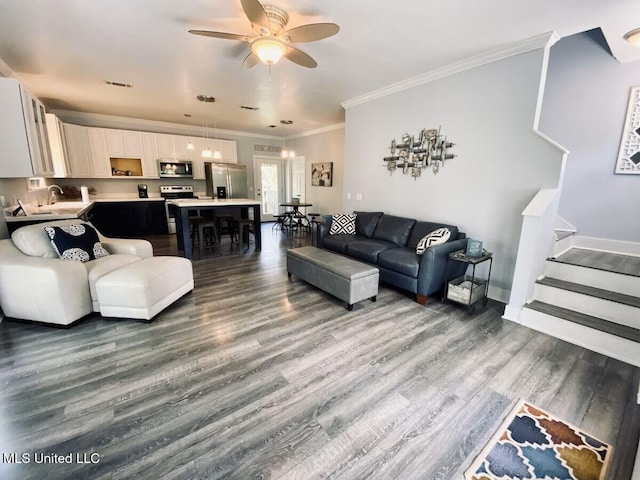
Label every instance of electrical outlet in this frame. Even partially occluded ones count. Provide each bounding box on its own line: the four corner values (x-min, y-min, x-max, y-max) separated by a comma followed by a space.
0, 196, 5, 207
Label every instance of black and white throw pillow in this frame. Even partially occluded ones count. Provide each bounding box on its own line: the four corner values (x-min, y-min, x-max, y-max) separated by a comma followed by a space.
44, 224, 110, 262
416, 227, 451, 255
329, 213, 357, 235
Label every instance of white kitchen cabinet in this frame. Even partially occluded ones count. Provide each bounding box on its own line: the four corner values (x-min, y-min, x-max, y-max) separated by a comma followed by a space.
155, 134, 175, 159
104, 129, 143, 158
220, 139, 238, 164
0, 78, 53, 177
46, 113, 71, 177
29, 97, 55, 176
141, 132, 159, 177
87, 128, 111, 177
64, 123, 93, 178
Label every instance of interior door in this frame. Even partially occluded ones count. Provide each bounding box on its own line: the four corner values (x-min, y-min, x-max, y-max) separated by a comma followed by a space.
254, 156, 283, 222
289, 157, 306, 201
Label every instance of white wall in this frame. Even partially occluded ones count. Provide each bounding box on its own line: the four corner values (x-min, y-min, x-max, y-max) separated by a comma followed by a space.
289, 127, 345, 216
343, 49, 565, 301
539, 29, 640, 242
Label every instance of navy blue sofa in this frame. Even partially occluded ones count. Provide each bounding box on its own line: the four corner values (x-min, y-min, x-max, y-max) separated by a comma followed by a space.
316, 211, 467, 304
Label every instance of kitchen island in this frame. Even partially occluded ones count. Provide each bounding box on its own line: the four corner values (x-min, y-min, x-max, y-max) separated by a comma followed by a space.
167, 198, 261, 259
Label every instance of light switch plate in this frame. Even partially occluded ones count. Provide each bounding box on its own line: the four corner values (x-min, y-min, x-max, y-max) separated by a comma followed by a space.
356, 193, 362, 201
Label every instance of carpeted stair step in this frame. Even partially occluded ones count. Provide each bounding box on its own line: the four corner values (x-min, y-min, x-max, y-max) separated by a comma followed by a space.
524, 300, 640, 343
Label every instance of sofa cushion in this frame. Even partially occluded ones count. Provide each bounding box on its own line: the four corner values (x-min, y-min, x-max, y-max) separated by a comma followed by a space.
346, 239, 396, 263
416, 228, 451, 255
372, 215, 416, 247
329, 214, 356, 235
323, 234, 366, 254
408, 221, 459, 249
84, 254, 141, 303
378, 248, 421, 278
354, 211, 383, 238
11, 219, 93, 258
44, 224, 110, 262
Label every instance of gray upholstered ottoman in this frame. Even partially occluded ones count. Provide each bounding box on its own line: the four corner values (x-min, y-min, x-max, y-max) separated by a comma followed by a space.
287, 246, 379, 310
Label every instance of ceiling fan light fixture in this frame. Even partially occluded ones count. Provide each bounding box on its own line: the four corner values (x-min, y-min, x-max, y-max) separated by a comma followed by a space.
624, 27, 640, 47
251, 37, 286, 65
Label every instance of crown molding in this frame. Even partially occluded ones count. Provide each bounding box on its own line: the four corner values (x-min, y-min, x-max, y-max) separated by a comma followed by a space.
50, 110, 282, 140
341, 32, 560, 109
292, 123, 345, 139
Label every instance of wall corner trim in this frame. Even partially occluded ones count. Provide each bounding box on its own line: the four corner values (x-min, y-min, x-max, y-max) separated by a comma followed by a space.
341, 31, 559, 110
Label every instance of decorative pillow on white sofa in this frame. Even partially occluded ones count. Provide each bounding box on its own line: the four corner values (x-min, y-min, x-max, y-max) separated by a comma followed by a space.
416, 227, 451, 255
11, 219, 94, 258
329, 214, 357, 235
44, 224, 110, 262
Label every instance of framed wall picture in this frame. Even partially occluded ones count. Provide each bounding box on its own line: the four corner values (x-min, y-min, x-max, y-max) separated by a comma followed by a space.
312, 162, 333, 187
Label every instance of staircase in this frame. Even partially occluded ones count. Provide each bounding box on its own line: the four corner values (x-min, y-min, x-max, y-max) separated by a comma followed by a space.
520, 247, 640, 367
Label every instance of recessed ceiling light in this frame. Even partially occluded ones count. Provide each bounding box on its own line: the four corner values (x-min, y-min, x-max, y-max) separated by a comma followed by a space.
104, 81, 132, 88
268, 125, 277, 128
280, 120, 293, 125
241, 105, 259, 111
197, 95, 216, 103
184, 114, 192, 117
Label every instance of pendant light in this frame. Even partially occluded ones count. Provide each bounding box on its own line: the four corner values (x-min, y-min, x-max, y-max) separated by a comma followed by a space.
212, 119, 222, 160
281, 119, 295, 158
197, 95, 216, 159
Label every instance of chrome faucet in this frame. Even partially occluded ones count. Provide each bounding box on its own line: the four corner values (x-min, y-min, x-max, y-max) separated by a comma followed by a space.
47, 185, 64, 205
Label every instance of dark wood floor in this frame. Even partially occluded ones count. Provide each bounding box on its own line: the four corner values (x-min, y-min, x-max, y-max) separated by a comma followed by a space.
0, 226, 639, 480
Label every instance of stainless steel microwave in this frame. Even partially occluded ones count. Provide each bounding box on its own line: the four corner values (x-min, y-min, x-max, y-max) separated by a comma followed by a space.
158, 160, 193, 178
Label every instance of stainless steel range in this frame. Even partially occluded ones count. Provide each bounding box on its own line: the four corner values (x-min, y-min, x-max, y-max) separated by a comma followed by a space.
160, 185, 196, 234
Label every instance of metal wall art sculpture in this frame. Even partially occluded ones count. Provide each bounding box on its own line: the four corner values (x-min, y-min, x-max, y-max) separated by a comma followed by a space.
384, 127, 456, 178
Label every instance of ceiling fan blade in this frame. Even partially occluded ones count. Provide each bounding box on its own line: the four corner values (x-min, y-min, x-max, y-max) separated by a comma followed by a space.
284, 46, 318, 68
189, 30, 250, 41
240, 0, 271, 34
283, 23, 340, 43
242, 52, 260, 69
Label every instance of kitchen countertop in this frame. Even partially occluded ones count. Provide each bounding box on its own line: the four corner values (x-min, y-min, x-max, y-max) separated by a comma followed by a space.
4, 197, 166, 223
167, 198, 260, 207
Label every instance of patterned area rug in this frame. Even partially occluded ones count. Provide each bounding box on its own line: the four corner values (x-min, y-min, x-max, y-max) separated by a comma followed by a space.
465, 400, 612, 480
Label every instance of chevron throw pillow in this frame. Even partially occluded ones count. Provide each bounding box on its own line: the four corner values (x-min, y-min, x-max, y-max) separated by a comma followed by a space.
329, 214, 357, 235
416, 227, 451, 254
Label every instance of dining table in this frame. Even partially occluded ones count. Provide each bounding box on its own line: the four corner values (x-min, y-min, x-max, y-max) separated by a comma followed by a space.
279, 202, 313, 233
168, 198, 261, 259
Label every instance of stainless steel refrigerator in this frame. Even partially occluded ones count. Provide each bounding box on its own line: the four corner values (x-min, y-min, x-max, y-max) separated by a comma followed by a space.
204, 163, 248, 199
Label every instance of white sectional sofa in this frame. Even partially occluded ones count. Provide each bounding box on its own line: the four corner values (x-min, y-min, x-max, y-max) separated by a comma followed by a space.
0, 219, 193, 326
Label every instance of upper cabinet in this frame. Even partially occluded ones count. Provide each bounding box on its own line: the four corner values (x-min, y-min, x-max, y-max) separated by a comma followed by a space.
64, 124, 93, 178
0, 78, 54, 178
104, 129, 143, 158
45, 114, 71, 178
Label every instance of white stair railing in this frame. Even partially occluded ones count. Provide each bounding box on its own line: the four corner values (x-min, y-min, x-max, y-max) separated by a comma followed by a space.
503, 188, 560, 322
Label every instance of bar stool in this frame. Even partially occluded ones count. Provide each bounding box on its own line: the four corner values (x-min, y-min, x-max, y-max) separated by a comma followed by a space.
188, 215, 205, 250
217, 215, 238, 244
272, 214, 287, 232
198, 220, 219, 256
235, 219, 254, 249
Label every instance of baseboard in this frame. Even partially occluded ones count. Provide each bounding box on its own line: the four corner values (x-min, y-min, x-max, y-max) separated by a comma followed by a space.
573, 236, 640, 257
502, 304, 521, 323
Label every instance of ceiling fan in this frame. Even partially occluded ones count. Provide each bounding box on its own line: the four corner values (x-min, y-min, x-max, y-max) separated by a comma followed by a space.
189, 0, 339, 69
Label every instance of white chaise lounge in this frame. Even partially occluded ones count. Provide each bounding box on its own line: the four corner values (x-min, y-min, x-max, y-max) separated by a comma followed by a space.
0, 219, 194, 326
